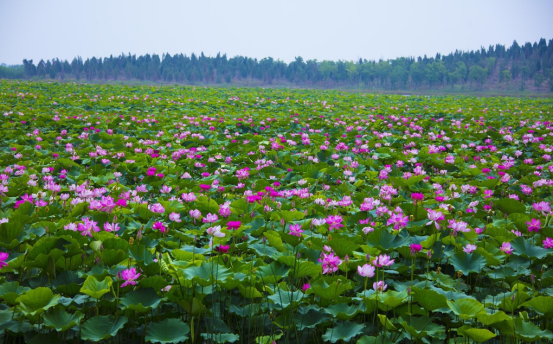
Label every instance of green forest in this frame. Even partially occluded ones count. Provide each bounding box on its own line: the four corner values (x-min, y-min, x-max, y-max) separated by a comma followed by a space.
2, 38, 552, 92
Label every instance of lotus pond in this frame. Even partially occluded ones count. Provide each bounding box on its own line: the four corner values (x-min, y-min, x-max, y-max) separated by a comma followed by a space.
1, 80, 553, 343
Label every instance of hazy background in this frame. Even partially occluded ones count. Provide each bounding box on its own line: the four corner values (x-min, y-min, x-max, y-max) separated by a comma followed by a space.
1, 0, 552, 65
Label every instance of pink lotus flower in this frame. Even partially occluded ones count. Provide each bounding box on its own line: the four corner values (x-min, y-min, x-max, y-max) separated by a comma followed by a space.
203, 213, 218, 223
302, 283, 310, 292
207, 226, 225, 238
543, 237, 553, 249
289, 223, 304, 237
148, 203, 165, 214
426, 209, 445, 229
0, 252, 8, 269
103, 222, 120, 232
526, 218, 541, 233
357, 264, 375, 277
372, 254, 394, 267
120, 267, 141, 287
373, 280, 387, 292
463, 244, 477, 254
169, 212, 182, 222
199, 184, 211, 191
500, 242, 513, 255
533, 202, 551, 215
189, 209, 201, 219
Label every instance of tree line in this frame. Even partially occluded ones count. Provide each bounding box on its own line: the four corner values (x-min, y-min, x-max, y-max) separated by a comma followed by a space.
2, 38, 553, 91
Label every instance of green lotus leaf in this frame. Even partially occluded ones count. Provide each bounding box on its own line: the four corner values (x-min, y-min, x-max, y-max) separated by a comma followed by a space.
494, 198, 526, 215
120, 288, 162, 312
447, 298, 485, 320
80, 275, 113, 299
268, 289, 304, 309
200, 333, 240, 343
16, 287, 60, 316
399, 315, 446, 340
449, 251, 487, 275
522, 296, 553, 315
81, 315, 128, 341
513, 317, 553, 342
510, 236, 550, 259
411, 286, 449, 311
326, 239, 360, 258
42, 305, 84, 332
321, 321, 364, 343
146, 318, 190, 343
463, 328, 497, 343
366, 228, 410, 251
476, 311, 511, 325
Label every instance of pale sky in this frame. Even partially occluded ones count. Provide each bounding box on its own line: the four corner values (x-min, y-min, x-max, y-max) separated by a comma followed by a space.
1, 0, 552, 65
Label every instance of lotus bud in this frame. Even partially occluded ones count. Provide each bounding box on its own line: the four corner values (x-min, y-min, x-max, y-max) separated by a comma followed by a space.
99, 244, 104, 252
407, 286, 411, 295
511, 294, 516, 301
427, 250, 432, 260
366, 253, 371, 261
344, 255, 349, 264
262, 236, 267, 243
250, 211, 255, 218
409, 215, 414, 222
95, 257, 100, 265
531, 273, 535, 284
137, 229, 142, 241
280, 218, 285, 226
297, 252, 301, 258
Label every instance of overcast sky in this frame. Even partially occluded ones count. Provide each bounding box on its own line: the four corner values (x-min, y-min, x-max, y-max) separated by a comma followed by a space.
1, 0, 552, 65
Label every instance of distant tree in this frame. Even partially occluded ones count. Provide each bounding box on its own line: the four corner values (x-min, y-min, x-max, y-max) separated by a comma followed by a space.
501, 70, 512, 84
469, 65, 487, 89
533, 73, 545, 91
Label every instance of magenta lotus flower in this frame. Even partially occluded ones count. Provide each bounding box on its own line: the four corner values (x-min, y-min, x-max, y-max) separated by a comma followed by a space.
426, 209, 445, 229
152, 221, 167, 233
0, 252, 8, 269
357, 264, 375, 277
373, 280, 387, 292
411, 193, 424, 203
227, 221, 241, 230
410, 243, 422, 256
500, 242, 513, 255
78, 218, 100, 237
463, 244, 477, 254
289, 223, 304, 237
120, 267, 141, 287
526, 218, 541, 232
215, 245, 229, 253
302, 283, 310, 292
387, 213, 409, 230
544, 237, 553, 249
325, 215, 344, 231
319, 252, 342, 274
199, 184, 211, 191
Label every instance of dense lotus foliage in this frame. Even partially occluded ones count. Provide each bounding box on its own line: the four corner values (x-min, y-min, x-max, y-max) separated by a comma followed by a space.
1, 80, 553, 343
